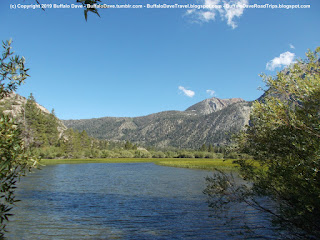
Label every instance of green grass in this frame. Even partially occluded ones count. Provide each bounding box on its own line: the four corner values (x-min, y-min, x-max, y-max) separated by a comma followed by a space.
156, 159, 237, 170
41, 158, 239, 170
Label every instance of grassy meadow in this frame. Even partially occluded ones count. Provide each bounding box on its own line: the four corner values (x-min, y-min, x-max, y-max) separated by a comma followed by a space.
41, 158, 238, 170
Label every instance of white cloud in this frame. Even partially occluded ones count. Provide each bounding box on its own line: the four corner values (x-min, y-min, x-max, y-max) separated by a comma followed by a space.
202, 11, 217, 22
266, 51, 295, 71
289, 44, 295, 49
206, 89, 215, 96
195, 0, 220, 22
186, 0, 248, 29
178, 86, 195, 97
223, 0, 248, 29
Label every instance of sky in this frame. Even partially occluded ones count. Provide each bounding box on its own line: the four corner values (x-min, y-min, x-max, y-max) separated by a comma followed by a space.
1, 0, 319, 119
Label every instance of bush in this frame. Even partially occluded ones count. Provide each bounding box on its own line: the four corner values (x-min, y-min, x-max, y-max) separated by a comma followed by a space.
119, 150, 134, 158
134, 150, 152, 158
194, 152, 205, 158
177, 151, 194, 158
151, 151, 166, 158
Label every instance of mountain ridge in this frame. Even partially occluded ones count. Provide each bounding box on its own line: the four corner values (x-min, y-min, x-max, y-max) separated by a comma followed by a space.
63, 97, 252, 148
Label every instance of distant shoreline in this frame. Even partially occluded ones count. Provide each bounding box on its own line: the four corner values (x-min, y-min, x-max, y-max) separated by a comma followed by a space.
41, 158, 238, 170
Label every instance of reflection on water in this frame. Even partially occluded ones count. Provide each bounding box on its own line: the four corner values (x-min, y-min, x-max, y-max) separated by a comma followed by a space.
7, 163, 276, 239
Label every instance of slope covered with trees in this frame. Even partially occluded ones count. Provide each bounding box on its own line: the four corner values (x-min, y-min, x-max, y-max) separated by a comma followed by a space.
63, 98, 251, 149
0, 93, 110, 159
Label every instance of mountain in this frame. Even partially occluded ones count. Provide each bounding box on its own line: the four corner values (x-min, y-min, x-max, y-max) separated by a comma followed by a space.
185, 97, 245, 115
63, 97, 252, 149
0, 92, 67, 147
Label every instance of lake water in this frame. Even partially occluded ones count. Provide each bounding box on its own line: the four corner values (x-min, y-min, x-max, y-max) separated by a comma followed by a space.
7, 163, 276, 239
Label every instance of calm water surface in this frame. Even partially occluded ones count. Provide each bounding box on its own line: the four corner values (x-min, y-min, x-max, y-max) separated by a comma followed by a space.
7, 163, 275, 239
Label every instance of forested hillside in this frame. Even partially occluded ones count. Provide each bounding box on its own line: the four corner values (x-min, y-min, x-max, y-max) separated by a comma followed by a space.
0, 93, 111, 159
63, 97, 252, 148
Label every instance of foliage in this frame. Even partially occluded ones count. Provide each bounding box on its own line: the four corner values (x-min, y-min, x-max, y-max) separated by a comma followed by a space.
76, 0, 101, 21
199, 144, 207, 152
204, 48, 320, 239
124, 141, 137, 150
0, 40, 29, 99
0, 40, 38, 237
0, 116, 38, 235
35, 0, 101, 21
23, 94, 60, 148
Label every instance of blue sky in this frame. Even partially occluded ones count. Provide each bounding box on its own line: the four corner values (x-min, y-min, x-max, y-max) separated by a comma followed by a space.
1, 0, 319, 119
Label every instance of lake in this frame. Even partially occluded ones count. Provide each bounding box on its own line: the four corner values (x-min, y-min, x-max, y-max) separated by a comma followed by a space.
7, 162, 276, 239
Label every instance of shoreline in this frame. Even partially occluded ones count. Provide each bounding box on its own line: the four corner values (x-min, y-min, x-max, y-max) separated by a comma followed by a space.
41, 158, 238, 170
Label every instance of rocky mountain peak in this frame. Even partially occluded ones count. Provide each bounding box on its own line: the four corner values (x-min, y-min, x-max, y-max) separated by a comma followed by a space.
0, 92, 67, 137
0, 92, 50, 117
185, 97, 245, 115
